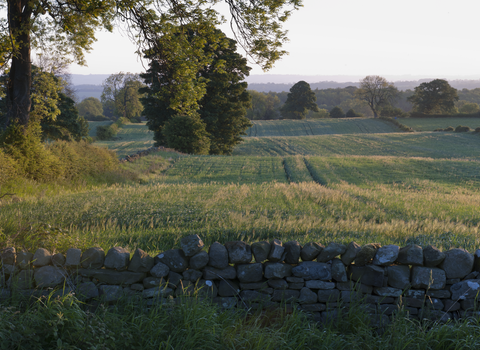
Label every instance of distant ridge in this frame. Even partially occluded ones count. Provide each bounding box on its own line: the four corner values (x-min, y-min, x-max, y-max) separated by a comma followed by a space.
71, 73, 480, 100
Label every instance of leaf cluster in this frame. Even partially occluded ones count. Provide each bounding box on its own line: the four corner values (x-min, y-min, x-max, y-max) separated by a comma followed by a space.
407, 79, 459, 114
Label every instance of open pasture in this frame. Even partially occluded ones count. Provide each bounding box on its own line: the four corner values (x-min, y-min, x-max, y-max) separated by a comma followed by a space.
246, 118, 398, 137
234, 132, 480, 158
398, 117, 480, 131
94, 122, 155, 157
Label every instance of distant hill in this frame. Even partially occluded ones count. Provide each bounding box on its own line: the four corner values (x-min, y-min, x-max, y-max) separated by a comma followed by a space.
70, 73, 480, 100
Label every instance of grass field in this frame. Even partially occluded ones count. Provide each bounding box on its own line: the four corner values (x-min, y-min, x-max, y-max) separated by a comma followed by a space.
398, 117, 480, 131
3, 117, 480, 348
93, 122, 156, 157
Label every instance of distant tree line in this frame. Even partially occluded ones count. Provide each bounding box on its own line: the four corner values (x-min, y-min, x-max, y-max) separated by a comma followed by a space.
245, 77, 480, 120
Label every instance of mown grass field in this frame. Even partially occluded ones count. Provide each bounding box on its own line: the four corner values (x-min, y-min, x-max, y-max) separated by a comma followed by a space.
93, 122, 155, 157
3, 117, 480, 348
398, 117, 480, 131
245, 118, 398, 137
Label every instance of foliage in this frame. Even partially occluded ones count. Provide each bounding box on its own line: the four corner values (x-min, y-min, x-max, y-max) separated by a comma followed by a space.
455, 125, 472, 132
355, 76, 399, 118
329, 106, 345, 118
345, 108, 363, 118
246, 91, 282, 120
142, 29, 252, 154
101, 73, 144, 120
77, 97, 103, 119
306, 108, 329, 119
41, 94, 90, 141
162, 115, 211, 155
280, 81, 319, 119
458, 101, 480, 114
379, 105, 407, 118
95, 117, 128, 141
379, 116, 414, 132
407, 79, 459, 114
197, 32, 253, 154
1, 0, 301, 132
0, 148, 17, 185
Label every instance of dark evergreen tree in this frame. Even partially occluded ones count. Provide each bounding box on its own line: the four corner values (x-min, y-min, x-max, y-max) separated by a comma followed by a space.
280, 81, 319, 119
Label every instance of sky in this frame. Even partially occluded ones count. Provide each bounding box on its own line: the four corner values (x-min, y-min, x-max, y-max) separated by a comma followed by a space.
68, 0, 480, 81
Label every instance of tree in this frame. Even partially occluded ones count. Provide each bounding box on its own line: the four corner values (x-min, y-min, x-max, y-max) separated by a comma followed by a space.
101, 73, 144, 120
345, 108, 363, 118
1, 0, 301, 132
141, 28, 252, 154
246, 91, 281, 120
197, 32, 252, 155
355, 76, 399, 118
77, 97, 104, 120
280, 81, 319, 119
329, 106, 345, 118
458, 101, 480, 114
407, 79, 459, 114
162, 115, 210, 155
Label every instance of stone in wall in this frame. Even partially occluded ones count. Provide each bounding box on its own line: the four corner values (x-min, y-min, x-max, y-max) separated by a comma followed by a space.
154, 249, 185, 273
189, 251, 209, 270
292, 262, 331, 281
16, 251, 33, 270
284, 241, 301, 264
33, 248, 52, 267
397, 245, 423, 266
251, 241, 271, 263
180, 234, 204, 257
372, 245, 399, 266
65, 248, 82, 268
81, 247, 105, 269
410, 266, 446, 290
268, 239, 285, 262
300, 242, 324, 261
423, 245, 445, 267
354, 243, 380, 266
317, 243, 346, 263
348, 265, 384, 287
341, 242, 360, 265
104, 247, 130, 271
264, 263, 292, 279
1, 247, 16, 265
440, 248, 474, 279
237, 263, 263, 283
208, 242, 229, 269
34, 266, 65, 288
225, 241, 252, 264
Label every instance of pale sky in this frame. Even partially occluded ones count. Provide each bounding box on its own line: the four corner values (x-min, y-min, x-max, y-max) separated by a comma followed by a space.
68, 0, 480, 79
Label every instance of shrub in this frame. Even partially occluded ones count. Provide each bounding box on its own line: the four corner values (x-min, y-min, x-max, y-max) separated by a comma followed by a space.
475, 127, 480, 133
0, 148, 18, 185
86, 114, 110, 121
455, 125, 472, 132
445, 126, 455, 131
130, 117, 142, 123
0, 122, 63, 181
162, 115, 211, 155
345, 109, 364, 118
96, 125, 117, 140
329, 106, 345, 118
379, 105, 407, 118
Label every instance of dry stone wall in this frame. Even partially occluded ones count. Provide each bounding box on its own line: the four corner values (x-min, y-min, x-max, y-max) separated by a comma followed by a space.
2, 236, 480, 324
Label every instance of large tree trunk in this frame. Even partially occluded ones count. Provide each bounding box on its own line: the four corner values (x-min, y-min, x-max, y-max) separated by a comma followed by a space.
6, 0, 33, 128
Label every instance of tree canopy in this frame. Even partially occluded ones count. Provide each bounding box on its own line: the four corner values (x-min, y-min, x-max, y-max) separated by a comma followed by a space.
407, 79, 459, 114
141, 28, 252, 155
77, 97, 104, 120
355, 76, 399, 118
0, 0, 302, 131
101, 73, 144, 120
280, 81, 319, 119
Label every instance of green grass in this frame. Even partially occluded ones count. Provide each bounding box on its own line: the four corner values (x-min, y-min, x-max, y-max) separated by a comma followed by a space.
94, 122, 156, 158
87, 120, 112, 137
234, 132, 480, 158
4, 118, 480, 347
245, 118, 399, 137
398, 117, 480, 131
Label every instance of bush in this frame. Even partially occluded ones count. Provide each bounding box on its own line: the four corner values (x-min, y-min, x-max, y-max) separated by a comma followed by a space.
162, 115, 211, 155
455, 125, 472, 132
379, 105, 407, 118
130, 117, 142, 123
96, 125, 117, 140
345, 109, 364, 118
0, 149, 18, 185
85, 114, 110, 121
0, 122, 63, 181
409, 111, 480, 118
475, 127, 480, 133
329, 106, 345, 118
